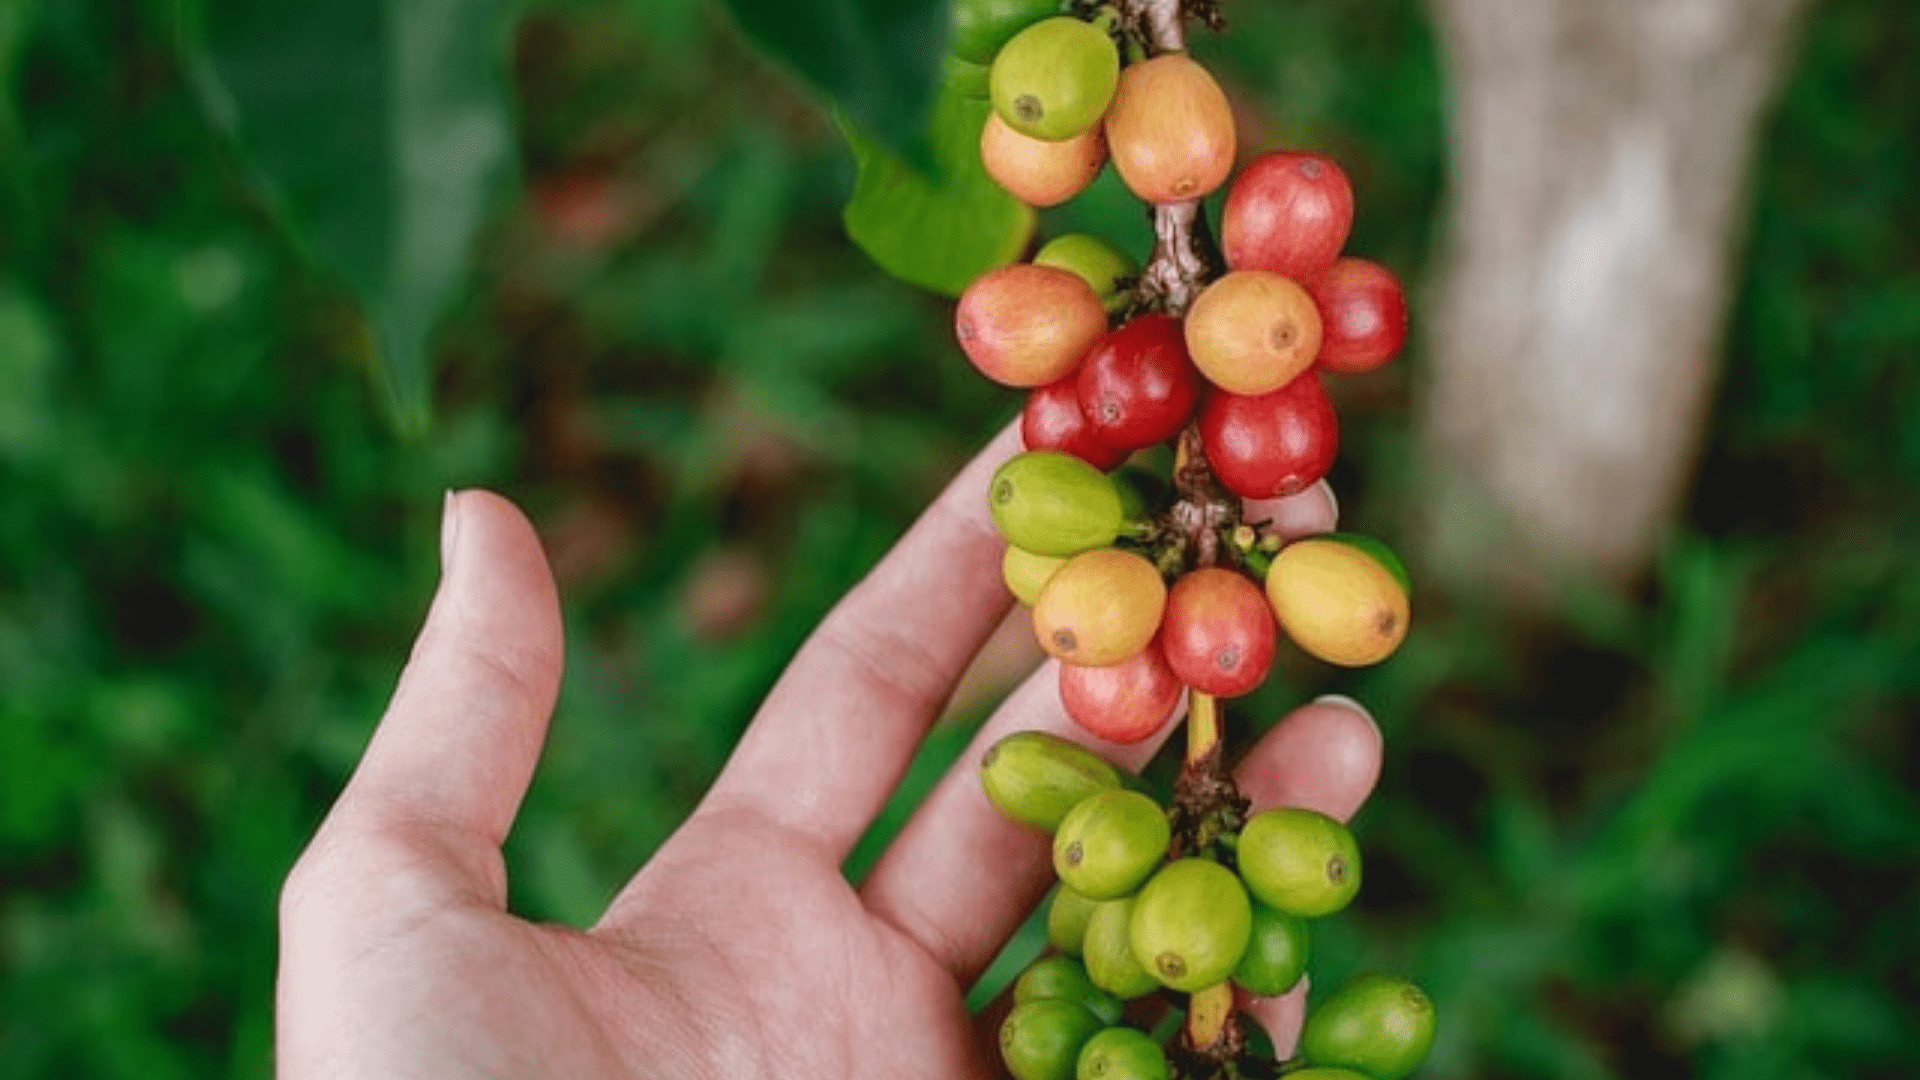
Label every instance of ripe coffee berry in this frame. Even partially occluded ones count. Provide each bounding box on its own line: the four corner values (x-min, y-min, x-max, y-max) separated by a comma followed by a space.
1198, 373, 1340, 500
1059, 634, 1183, 743
1032, 548, 1166, 666
1222, 151, 1354, 279
1308, 257, 1408, 374
1159, 567, 1277, 697
1076, 314, 1203, 452
1024, 378, 1128, 471
957, 264, 1107, 387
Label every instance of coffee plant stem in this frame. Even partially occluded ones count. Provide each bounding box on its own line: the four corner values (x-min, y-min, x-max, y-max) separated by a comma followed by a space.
1187, 690, 1221, 762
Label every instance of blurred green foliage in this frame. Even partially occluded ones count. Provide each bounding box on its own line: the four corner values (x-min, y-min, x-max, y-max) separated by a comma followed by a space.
1, 1, 1915, 1079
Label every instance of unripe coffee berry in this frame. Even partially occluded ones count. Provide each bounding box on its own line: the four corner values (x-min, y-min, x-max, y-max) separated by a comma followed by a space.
1103, 53, 1236, 204
983, 113, 1108, 207
1128, 858, 1252, 992
1236, 806, 1361, 918
1053, 789, 1170, 899
991, 17, 1120, 141
957, 264, 1107, 388
1033, 548, 1167, 666
1185, 270, 1324, 396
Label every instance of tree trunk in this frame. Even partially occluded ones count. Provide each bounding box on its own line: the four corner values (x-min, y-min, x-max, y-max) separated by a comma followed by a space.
1419, 0, 1813, 587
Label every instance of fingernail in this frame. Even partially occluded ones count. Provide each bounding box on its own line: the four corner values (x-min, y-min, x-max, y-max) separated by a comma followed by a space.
1313, 693, 1375, 730
440, 490, 462, 573
1315, 479, 1339, 524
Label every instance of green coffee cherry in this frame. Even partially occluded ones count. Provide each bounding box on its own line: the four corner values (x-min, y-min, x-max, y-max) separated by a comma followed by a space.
1128, 858, 1252, 992
1082, 896, 1160, 999
1279, 1071, 1372, 1080
950, 0, 1063, 66
1047, 886, 1101, 956
980, 730, 1123, 832
1076, 1026, 1169, 1080
991, 17, 1119, 141
990, 450, 1125, 557
1048, 885, 1102, 957
1035, 234, 1138, 313
1053, 790, 1170, 900
1014, 955, 1124, 1025
1300, 974, 1437, 1080
1236, 807, 1361, 918
1001, 999, 1108, 1080
1233, 901, 1310, 996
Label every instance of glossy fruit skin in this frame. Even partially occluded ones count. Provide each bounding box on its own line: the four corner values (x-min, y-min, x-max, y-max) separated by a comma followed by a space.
1059, 635, 1182, 744
1221, 151, 1354, 280
1083, 896, 1161, 999
1035, 234, 1138, 313
991, 17, 1120, 141
1076, 314, 1203, 452
1103, 53, 1236, 204
1001, 999, 1108, 1080
1049, 885, 1102, 956
1024, 379, 1129, 472
1033, 548, 1167, 666
1186, 270, 1324, 396
1300, 974, 1437, 1080
1128, 858, 1253, 992
1199, 374, 1339, 500
1308, 257, 1407, 374
1054, 789, 1171, 899
1236, 807, 1361, 917
1233, 901, 1310, 996
1076, 1026, 1170, 1080
983, 113, 1108, 207
957, 264, 1108, 387
1159, 567, 1277, 698
1015, 955, 1125, 1025
1265, 537, 1410, 666
990, 451, 1125, 557
950, 0, 1063, 65
1321, 532, 1411, 593
980, 730, 1124, 832
1004, 545, 1068, 606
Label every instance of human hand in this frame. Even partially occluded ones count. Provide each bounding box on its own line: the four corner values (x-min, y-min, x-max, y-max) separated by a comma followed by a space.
275, 424, 1383, 1079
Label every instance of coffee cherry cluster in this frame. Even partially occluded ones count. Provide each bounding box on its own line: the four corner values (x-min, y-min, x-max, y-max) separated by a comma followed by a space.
981, 732, 1436, 1080
943, 2, 1430, 1076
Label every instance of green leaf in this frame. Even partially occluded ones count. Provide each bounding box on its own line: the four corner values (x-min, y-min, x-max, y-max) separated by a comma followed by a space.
185, 0, 519, 436
841, 81, 1034, 297
720, 0, 949, 157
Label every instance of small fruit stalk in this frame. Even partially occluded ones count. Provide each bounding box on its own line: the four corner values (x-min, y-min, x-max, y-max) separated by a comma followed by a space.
955, 0, 1429, 1077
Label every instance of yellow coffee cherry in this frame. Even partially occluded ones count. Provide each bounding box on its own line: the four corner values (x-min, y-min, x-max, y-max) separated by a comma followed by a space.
1265, 537, 1409, 666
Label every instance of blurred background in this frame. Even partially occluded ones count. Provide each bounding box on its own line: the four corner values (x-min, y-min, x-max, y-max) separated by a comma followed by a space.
2, 0, 1916, 1077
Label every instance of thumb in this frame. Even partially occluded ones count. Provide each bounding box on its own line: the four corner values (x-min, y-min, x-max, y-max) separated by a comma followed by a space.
332, 490, 565, 894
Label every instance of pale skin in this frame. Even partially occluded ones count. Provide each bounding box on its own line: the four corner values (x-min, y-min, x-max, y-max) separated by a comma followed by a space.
276, 423, 1382, 1079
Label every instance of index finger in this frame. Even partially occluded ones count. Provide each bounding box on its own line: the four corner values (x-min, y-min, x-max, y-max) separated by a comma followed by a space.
693, 421, 1024, 862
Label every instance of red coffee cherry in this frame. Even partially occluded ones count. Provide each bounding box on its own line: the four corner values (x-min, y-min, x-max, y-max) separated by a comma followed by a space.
1059, 634, 1184, 744
1024, 378, 1129, 471
1198, 374, 1339, 500
1221, 150, 1354, 280
1076, 314, 1204, 453
1308, 257, 1408, 374
956, 264, 1108, 387
1159, 567, 1277, 697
